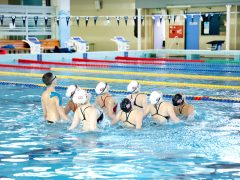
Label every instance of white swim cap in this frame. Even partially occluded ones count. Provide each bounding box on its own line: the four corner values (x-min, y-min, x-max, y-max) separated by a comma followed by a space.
66, 84, 79, 98
150, 91, 163, 104
72, 89, 88, 104
127, 80, 140, 93
95, 82, 108, 95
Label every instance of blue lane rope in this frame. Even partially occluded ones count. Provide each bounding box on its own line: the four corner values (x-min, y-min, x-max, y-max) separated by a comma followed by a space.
109, 65, 240, 73
1, 81, 240, 103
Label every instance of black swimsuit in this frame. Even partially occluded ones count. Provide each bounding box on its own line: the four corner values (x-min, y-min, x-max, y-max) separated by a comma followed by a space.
122, 110, 136, 127
80, 106, 103, 123
178, 104, 185, 114
151, 102, 170, 120
131, 93, 143, 108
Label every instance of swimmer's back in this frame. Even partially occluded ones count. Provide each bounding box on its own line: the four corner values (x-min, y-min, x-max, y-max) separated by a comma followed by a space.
119, 109, 143, 129
41, 90, 60, 122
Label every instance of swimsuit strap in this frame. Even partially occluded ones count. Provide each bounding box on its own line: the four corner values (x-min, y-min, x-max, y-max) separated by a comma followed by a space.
151, 102, 170, 120
179, 104, 185, 114
133, 93, 144, 108
80, 106, 91, 121
101, 95, 111, 108
124, 110, 136, 127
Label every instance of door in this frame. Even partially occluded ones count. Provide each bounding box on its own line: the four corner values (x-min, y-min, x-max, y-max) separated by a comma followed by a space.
185, 14, 200, 49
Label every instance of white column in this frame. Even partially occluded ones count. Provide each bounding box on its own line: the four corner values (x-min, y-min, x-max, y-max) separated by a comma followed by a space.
52, 0, 70, 47
137, 8, 142, 50
226, 4, 231, 50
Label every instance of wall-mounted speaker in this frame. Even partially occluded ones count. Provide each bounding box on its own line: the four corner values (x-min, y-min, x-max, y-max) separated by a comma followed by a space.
95, 0, 102, 10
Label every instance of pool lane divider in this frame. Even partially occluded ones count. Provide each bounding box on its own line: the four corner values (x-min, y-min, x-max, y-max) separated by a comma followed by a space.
0, 71, 240, 90
17, 59, 240, 73
1, 80, 240, 103
52, 68, 240, 81
115, 56, 205, 63
72, 58, 164, 65
0, 64, 50, 70
18, 59, 109, 68
0, 64, 238, 81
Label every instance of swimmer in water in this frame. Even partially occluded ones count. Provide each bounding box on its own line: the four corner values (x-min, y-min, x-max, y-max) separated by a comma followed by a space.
111, 98, 143, 129
172, 93, 194, 117
65, 84, 81, 114
65, 85, 104, 123
127, 80, 148, 117
95, 82, 118, 120
68, 89, 100, 131
146, 91, 180, 124
41, 72, 69, 123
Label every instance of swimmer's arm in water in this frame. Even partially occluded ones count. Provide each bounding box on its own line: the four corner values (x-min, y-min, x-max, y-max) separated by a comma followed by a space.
188, 105, 195, 116
144, 104, 151, 118
55, 97, 69, 121
111, 111, 121, 125
106, 101, 116, 120
86, 107, 97, 131
68, 109, 80, 130
41, 96, 47, 119
135, 111, 143, 129
64, 100, 72, 115
168, 104, 180, 123
141, 95, 148, 117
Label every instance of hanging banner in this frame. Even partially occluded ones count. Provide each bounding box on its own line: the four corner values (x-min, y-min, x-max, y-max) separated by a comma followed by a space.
106, 16, 110, 24
44, 16, 48, 26
76, 16, 80, 26
22, 16, 26, 27
141, 16, 144, 25
11, 16, 16, 26
160, 16, 162, 23
124, 16, 128, 26
169, 25, 184, 38
66, 16, 70, 26
174, 15, 177, 23
56, 17, 59, 26
85, 16, 89, 27
34, 16, 38, 26
116, 16, 120, 26
94, 16, 98, 25
0, 15, 3, 26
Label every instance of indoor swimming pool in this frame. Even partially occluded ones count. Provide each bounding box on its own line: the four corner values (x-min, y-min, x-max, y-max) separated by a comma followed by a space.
0, 55, 240, 179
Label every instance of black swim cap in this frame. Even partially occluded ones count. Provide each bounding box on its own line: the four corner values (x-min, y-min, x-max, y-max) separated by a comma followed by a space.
172, 93, 184, 106
42, 72, 56, 86
120, 98, 132, 113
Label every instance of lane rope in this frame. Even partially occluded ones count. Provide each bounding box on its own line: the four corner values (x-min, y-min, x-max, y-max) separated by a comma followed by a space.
115, 56, 205, 62
0, 71, 240, 90
18, 59, 240, 73
1, 80, 239, 103
51, 67, 240, 81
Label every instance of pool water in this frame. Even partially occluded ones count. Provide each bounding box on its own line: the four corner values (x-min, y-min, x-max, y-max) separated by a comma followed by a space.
0, 62, 240, 179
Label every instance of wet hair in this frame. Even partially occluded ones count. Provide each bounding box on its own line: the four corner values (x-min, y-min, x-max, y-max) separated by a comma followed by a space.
120, 98, 132, 113
172, 93, 184, 106
42, 72, 56, 86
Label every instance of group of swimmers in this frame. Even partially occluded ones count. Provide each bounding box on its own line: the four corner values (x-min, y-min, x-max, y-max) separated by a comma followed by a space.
41, 72, 194, 131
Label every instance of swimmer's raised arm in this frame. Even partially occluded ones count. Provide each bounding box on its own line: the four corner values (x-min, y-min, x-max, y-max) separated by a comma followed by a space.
68, 109, 80, 130
141, 95, 148, 116
87, 107, 98, 131
168, 104, 180, 123
64, 101, 72, 115
107, 100, 116, 120
135, 111, 143, 129
41, 96, 47, 119
55, 97, 69, 121
111, 111, 121, 125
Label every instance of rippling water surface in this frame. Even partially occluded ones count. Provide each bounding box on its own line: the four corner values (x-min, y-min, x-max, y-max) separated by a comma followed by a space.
0, 85, 239, 179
